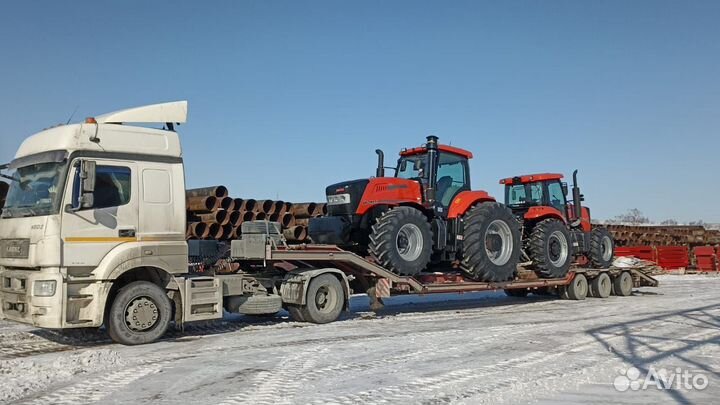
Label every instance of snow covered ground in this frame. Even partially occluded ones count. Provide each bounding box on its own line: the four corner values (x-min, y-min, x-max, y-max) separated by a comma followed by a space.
0, 274, 718, 404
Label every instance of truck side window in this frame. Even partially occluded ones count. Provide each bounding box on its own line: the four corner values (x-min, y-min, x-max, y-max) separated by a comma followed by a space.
93, 166, 131, 209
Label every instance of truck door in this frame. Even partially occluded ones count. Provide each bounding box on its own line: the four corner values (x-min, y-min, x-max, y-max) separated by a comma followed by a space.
61, 159, 139, 267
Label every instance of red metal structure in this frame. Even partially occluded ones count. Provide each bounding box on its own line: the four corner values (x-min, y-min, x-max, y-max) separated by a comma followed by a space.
499, 170, 615, 279
309, 136, 521, 282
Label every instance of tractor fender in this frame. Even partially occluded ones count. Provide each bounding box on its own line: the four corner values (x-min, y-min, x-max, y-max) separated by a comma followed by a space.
524, 206, 566, 223
448, 191, 496, 218
280, 268, 351, 310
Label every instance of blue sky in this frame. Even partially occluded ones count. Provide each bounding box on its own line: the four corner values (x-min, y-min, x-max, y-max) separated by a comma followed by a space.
1, 1, 719, 222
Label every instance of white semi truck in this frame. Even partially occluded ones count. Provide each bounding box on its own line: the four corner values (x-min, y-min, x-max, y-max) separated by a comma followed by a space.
0, 101, 658, 345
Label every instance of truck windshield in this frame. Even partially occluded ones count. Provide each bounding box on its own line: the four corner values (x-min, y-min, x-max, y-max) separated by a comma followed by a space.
1, 162, 67, 218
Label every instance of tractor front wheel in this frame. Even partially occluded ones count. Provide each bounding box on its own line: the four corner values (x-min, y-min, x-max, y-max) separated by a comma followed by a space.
369, 206, 433, 276
528, 219, 573, 279
589, 227, 614, 268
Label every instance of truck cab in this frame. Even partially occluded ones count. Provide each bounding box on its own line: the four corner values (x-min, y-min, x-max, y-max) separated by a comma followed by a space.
0, 102, 189, 331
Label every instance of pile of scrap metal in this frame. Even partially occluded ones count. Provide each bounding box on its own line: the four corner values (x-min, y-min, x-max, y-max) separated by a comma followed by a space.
607, 224, 720, 247
185, 185, 327, 242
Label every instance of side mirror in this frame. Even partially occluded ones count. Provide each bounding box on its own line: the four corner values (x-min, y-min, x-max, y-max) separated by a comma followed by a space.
561, 182, 568, 196
70, 160, 96, 211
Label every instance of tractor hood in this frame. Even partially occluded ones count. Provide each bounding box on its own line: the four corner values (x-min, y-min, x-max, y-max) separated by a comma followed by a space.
325, 179, 370, 216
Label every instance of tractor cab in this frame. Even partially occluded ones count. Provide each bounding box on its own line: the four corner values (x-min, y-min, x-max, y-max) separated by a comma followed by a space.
392, 137, 473, 213
501, 173, 569, 219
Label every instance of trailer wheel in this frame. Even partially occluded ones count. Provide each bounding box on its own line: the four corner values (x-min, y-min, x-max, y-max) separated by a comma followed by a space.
589, 273, 612, 298
299, 274, 345, 324
563, 274, 588, 300
612, 271, 633, 296
504, 289, 529, 297
528, 219, 572, 278
106, 281, 172, 345
461, 202, 521, 282
369, 206, 433, 276
589, 227, 614, 268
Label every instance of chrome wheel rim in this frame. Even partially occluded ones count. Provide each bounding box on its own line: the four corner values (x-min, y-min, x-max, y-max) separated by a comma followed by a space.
125, 297, 159, 332
396, 223, 424, 261
548, 230, 569, 267
485, 220, 513, 266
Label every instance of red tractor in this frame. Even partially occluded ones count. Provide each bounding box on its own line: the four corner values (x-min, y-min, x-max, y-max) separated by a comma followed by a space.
499, 171, 615, 278
309, 136, 521, 282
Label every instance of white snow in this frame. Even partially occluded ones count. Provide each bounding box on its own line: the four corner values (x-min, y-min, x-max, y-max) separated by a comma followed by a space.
0, 274, 718, 404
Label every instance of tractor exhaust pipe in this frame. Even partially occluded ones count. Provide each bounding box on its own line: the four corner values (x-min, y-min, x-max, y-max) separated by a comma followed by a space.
425, 135, 439, 204
572, 169, 583, 220
375, 149, 385, 177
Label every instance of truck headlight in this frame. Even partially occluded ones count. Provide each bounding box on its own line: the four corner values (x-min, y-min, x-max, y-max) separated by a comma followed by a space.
327, 193, 350, 206
33, 280, 56, 297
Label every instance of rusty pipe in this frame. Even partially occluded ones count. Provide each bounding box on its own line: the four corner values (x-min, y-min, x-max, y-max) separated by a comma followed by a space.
253, 212, 267, 221
281, 213, 295, 228
216, 197, 234, 211
187, 196, 217, 213
196, 209, 228, 225
241, 199, 256, 212
268, 213, 280, 222
233, 198, 244, 212
229, 210, 241, 226
294, 218, 309, 227
255, 200, 275, 214
312, 203, 327, 217
186, 185, 228, 198
291, 202, 317, 218
240, 211, 255, 224
205, 222, 222, 240
231, 225, 242, 239
271, 200, 285, 215
188, 222, 209, 239
222, 224, 234, 240
283, 226, 308, 242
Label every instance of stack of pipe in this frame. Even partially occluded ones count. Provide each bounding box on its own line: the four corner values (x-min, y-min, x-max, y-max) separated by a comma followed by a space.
0, 181, 8, 215
185, 185, 327, 243
607, 224, 720, 247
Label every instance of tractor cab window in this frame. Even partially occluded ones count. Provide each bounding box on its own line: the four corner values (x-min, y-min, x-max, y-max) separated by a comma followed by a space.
506, 183, 543, 208
396, 156, 426, 180
436, 153, 468, 206
547, 181, 566, 213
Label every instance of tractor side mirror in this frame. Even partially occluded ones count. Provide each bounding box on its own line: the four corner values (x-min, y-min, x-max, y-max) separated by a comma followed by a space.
561, 182, 568, 196
69, 160, 96, 211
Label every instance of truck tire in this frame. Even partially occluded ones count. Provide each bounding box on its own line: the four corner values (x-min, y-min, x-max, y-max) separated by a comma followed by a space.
589, 227, 614, 268
461, 202, 520, 282
369, 206, 433, 276
504, 288, 528, 297
299, 274, 345, 324
528, 219, 572, 279
106, 281, 172, 345
563, 274, 588, 300
589, 273, 612, 298
612, 271, 633, 296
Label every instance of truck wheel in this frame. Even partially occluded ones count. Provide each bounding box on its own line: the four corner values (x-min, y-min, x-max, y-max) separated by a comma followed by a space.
461, 202, 520, 282
106, 281, 172, 345
528, 219, 572, 279
612, 271, 633, 296
564, 274, 588, 300
589, 273, 612, 298
369, 206, 433, 276
299, 274, 345, 324
504, 289, 528, 297
589, 227, 614, 268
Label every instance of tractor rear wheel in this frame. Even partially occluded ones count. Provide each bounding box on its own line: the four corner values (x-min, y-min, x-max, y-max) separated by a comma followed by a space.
589, 227, 614, 268
528, 219, 572, 278
369, 206, 433, 276
461, 202, 520, 282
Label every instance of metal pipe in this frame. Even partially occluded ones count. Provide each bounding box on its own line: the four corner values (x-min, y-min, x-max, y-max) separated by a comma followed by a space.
271, 200, 285, 215
572, 169, 583, 221
196, 209, 228, 225
185, 186, 228, 198
283, 226, 307, 242
281, 212, 295, 227
205, 222, 222, 240
242, 199, 257, 212
425, 135, 439, 204
217, 197, 234, 211
188, 222, 209, 239
231, 225, 242, 239
222, 224, 234, 240
233, 198, 244, 212
229, 210, 241, 226
255, 200, 275, 214
294, 218, 309, 227
375, 149, 385, 177
187, 196, 217, 213
313, 203, 327, 217
291, 202, 317, 218
253, 212, 267, 221
268, 213, 280, 222
241, 211, 255, 223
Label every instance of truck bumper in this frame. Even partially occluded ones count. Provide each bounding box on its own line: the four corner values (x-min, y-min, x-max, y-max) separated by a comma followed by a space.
0, 268, 65, 328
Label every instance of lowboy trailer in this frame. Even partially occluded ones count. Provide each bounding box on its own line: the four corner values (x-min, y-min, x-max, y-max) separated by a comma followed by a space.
0, 101, 658, 345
